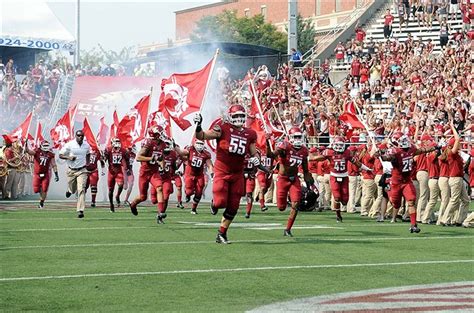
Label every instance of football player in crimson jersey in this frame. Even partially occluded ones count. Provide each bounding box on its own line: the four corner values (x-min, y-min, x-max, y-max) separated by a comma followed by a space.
380, 132, 437, 233
25, 140, 59, 209
173, 157, 185, 210
256, 143, 275, 212
124, 145, 137, 204
310, 136, 372, 223
86, 147, 105, 208
150, 140, 184, 224
104, 138, 130, 212
243, 152, 259, 219
181, 139, 213, 214
266, 127, 314, 237
128, 126, 168, 216
194, 105, 263, 244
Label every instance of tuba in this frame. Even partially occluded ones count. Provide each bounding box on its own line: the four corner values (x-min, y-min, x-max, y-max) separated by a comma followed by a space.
4, 146, 23, 169
0, 157, 7, 177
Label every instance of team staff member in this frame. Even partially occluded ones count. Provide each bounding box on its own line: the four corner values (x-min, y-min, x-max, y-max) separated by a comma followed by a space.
59, 130, 91, 218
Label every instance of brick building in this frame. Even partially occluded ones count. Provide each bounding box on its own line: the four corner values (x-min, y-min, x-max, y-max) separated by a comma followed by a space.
176, 0, 364, 41
138, 0, 369, 57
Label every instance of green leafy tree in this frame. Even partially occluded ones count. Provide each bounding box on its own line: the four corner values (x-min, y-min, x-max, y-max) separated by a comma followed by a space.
191, 10, 286, 52
295, 15, 317, 55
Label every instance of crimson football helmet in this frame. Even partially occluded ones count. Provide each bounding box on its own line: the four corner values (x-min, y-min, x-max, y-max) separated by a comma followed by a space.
332, 136, 346, 153
288, 127, 303, 149
111, 137, 121, 149
40, 140, 50, 152
194, 139, 205, 152
228, 104, 247, 128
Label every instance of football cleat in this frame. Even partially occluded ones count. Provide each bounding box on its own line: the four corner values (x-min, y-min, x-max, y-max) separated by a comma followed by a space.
91, 202, 96, 208
210, 200, 218, 215
336, 216, 343, 223
156, 213, 166, 224
110, 204, 115, 213
283, 229, 293, 237
38, 202, 44, 209
185, 195, 191, 203
191, 209, 198, 215
216, 232, 230, 244
115, 197, 121, 207
261, 205, 268, 212
177, 202, 184, 209
127, 201, 138, 216
77, 211, 84, 218
66, 191, 72, 198
410, 225, 421, 233
244, 213, 250, 219
376, 216, 384, 223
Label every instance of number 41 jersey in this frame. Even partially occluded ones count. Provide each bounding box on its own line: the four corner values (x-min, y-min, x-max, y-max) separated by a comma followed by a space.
214, 121, 257, 174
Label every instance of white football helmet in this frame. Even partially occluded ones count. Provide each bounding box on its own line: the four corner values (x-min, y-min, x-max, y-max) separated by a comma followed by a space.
194, 139, 205, 152
228, 104, 247, 128
333, 137, 346, 153
288, 127, 303, 149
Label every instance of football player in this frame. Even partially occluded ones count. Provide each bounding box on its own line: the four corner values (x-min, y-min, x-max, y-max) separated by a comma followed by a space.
86, 146, 105, 208
124, 145, 137, 204
243, 152, 259, 218
380, 132, 437, 233
127, 126, 168, 216
25, 140, 59, 208
104, 138, 130, 212
267, 127, 314, 237
310, 136, 372, 223
194, 105, 261, 244
181, 139, 213, 214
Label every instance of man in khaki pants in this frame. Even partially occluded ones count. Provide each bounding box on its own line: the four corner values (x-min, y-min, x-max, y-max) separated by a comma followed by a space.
421, 143, 440, 224
347, 159, 361, 213
59, 130, 91, 218
415, 135, 432, 221
437, 145, 450, 225
3, 139, 21, 200
359, 144, 377, 217
439, 126, 469, 225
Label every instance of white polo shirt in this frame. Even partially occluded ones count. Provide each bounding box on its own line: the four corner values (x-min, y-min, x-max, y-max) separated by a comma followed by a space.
60, 139, 90, 169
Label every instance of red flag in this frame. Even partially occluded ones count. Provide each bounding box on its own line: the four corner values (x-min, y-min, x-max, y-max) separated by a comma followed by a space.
147, 110, 172, 138
113, 110, 119, 128
34, 122, 44, 148
264, 111, 285, 138
97, 117, 109, 145
50, 109, 73, 149
339, 112, 365, 129
4, 112, 33, 143
247, 116, 267, 151
116, 94, 150, 149
343, 101, 357, 115
159, 56, 215, 130
83, 117, 99, 151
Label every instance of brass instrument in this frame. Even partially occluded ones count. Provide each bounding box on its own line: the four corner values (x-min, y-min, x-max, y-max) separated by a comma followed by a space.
0, 157, 7, 177
4, 146, 23, 169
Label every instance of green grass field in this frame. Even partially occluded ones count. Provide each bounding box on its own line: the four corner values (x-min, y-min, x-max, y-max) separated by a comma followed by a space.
1, 202, 473, 312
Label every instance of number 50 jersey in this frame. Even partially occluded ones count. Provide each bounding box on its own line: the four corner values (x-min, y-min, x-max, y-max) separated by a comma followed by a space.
185, 146, 211, 177
213, 121, 257, 174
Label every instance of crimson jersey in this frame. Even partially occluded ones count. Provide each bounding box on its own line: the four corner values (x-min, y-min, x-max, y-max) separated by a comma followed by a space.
276, 141, 308, 169
389, 146, 417, 184
161, 150, 178, 180
185, 146, 211, 176
244, 154, 258, 177
128, 150, 136, 171
259, 153, 274, 173
214, 121, 257, 174
323, 149, 354, 177
140, 139, 167, 173
33, 150, 54, 175
87, 149, 101, 171
104, 147, 128, 174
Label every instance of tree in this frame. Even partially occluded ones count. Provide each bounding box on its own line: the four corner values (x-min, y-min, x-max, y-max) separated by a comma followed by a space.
296, 15, 317, 55
191, 10, 287, 52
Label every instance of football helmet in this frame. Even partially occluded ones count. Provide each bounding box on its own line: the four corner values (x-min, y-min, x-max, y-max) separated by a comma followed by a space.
399, 135, 411, 149
40, 140, 50, 152
332, 136, 346, 153
148, 125, 167, 141
194, 139, 205, 152
228, 104, 247, 128
299, 186, 318, 212
111, 137, 121, 149
288, 127, 303, 149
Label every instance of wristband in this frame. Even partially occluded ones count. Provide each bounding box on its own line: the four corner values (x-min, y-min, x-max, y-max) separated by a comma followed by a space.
196, 125, 202, 133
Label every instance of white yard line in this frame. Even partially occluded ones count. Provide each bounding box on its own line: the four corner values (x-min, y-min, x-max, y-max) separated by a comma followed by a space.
1, 235, 473, 250
1, 260, 472, 282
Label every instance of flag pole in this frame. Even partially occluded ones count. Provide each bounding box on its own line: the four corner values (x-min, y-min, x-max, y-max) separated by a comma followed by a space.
21, 112, 34, 155
270, 103, 288, 137
248, 74, 274, 152
198, 49, 219, 115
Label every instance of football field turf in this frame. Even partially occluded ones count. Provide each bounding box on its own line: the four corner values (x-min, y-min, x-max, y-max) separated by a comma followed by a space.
1, 202, 473, 312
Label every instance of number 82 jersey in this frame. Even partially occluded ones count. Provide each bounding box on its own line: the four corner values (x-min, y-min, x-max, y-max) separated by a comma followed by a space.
214, 121, 257, 174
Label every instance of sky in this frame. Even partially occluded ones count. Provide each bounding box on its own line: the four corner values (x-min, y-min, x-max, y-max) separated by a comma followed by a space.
1, 0, 219, 52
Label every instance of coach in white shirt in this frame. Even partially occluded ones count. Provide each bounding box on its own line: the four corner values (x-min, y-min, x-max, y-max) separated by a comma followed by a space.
59, 130, 90, 218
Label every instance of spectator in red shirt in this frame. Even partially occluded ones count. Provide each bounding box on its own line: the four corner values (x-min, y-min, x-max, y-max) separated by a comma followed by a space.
383, 9, 394, 39
351, 56, 361, 79
355, 23, 366, 43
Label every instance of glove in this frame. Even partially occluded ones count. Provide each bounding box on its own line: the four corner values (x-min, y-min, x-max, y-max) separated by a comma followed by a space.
101, 171, 105, 176
54, 172, 59, 182
249, 156, 260, 167
193, 113, 203, 126
126, 169, 132, 176
175, 171, 182, 176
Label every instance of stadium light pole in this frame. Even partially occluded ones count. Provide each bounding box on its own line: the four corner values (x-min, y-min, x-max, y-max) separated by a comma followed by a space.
75, 0, 80, 66
288, 0, 298, 55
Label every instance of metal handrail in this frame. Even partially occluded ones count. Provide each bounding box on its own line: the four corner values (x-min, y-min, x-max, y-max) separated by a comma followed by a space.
301, 0, 374, 64
47, 74, 75, 129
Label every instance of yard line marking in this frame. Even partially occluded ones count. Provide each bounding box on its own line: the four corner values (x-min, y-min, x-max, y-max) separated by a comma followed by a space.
1, 260, 472, 282
0, 226, 155, 232
1, 235, 473, 250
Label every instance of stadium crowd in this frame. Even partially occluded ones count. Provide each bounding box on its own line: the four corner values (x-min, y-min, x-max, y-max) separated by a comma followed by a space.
1, 2, 473, 231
